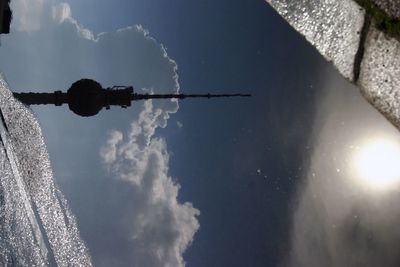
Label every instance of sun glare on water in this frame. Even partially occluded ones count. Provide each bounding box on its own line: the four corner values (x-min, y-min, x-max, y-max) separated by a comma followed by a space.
355, 139, 400, 190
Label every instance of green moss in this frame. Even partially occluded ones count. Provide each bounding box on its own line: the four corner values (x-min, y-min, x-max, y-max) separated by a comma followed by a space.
355, 0, 400, 41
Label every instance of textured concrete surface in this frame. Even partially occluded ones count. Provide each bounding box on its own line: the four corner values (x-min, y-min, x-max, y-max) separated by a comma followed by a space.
0, 74, 92, 266
372, 0, 400, 19
359, 25, 400, 127
266, 0, 365, 80
266, 0, 400, 130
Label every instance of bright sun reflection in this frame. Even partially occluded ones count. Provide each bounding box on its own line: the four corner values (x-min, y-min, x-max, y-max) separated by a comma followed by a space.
356, 139, 400, 190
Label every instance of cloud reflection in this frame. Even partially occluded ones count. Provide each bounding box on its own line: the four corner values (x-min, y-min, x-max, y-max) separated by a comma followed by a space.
286, 71, 400, 267
1, 1, 200, 266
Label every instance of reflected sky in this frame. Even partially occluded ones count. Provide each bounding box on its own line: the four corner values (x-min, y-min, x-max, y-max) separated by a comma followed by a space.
288, 69, 400, 267
2, 0, 400, 266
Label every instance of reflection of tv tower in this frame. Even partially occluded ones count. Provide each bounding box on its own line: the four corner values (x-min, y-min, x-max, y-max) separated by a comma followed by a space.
13, 79, 251, 117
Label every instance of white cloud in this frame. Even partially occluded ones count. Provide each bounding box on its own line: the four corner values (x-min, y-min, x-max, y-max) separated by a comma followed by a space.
11, 0, 45, 31
1, 1, 199, 266
101, 112, 200, 266
100, 100, 200, 266
52, 2, 71, 23
100, 130, 123, 165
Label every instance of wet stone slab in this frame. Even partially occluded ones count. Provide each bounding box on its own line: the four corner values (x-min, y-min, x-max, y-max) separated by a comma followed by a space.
371, 0, 400, 19
358, 25, 400, 128
266, 0, 400, 130
0, 74, 92, 266
266, 0, 365, 81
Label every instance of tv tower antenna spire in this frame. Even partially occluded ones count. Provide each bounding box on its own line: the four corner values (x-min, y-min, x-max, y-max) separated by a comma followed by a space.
13, 79, 251, 117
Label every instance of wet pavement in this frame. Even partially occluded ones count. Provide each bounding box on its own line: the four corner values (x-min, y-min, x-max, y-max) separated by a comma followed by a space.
266, 0, 400, 130
372, 0, 400, 19
0, 74, 92, 266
